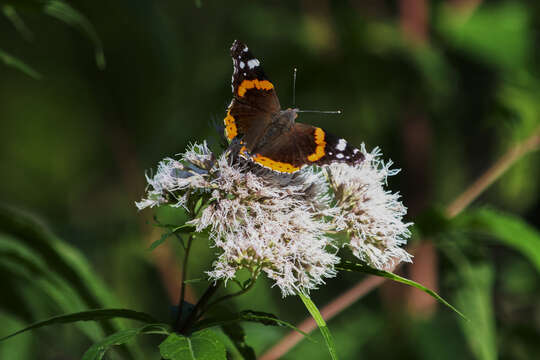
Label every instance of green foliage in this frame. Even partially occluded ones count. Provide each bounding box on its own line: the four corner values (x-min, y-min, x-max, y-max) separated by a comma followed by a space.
0, 308, 160, 342
0, 206, 128, 341
455, 263, 497, 360
82, 324, 170, 360
336, 261, 466, 320
159, 330, 226, 360
298, 293, 338, 360
0, 0, 105, 76
220, 323, 256, 360
0, 48, 40, 78
453, 208, 540, 271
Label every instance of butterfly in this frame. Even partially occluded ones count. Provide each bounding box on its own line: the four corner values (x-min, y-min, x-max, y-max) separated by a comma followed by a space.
224, 40, 363, 173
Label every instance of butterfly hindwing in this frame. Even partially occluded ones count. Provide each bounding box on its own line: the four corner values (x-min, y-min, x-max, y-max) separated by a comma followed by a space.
243, 123, 364, 173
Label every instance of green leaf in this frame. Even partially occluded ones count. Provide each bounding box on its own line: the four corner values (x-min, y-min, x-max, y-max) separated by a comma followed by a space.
159, 330, 226, 360
148, 232, 173, 251
173, 224, 197, 234
82, 324, 170, 360
0, 205, 132, 339
0, 48, 41, 78
453, 208, 540, 272
337, 261, 467, 320
2, 5, 33, 41
42, 0, 106, 69
0, 308, 159, 342
221, 323, 256, 360
457, 264, 497, 360
82, 328, 141, 360
298, 293, 338, 360
192, 310, 314, 341
437, 2, 531, 70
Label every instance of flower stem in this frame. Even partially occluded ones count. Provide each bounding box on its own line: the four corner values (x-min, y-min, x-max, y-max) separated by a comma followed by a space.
199, 274, 259, 317
174, 234, 194, 332
179, 282, 221, 335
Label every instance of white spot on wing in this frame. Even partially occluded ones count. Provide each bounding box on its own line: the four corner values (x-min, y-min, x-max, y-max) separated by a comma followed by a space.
353, 148, 359, 154
336, 139, 347, 151
239, 61, 245, 69
247, 59, 260, 69
336, 153, 344, 159
243, 46, 249, 52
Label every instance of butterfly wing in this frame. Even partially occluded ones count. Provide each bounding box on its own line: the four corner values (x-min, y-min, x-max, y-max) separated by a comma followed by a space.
224, 40, 281, 146
242, 122, 364, 173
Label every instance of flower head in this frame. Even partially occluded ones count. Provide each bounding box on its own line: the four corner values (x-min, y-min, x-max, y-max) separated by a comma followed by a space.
137, 141, 412, 296
327, 144, 412, 270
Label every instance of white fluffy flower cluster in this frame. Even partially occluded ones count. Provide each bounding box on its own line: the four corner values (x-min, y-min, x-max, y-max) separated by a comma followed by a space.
327, 145, 413, 270
137, 142, 412, 296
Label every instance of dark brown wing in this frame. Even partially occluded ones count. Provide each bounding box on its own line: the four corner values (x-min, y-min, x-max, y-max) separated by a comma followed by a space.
224, 40, 281, 143
242, 123, 364, 173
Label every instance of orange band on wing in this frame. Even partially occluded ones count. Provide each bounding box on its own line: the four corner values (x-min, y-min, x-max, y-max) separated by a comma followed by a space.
224, 109, 237, 140
237, 79, 274, 97
307, 127, 326, 162
239, 147, 300, 173
252, 154, 301, 173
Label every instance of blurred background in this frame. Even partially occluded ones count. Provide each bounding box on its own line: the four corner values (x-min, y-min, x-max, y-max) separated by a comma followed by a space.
1, 0, 539, 359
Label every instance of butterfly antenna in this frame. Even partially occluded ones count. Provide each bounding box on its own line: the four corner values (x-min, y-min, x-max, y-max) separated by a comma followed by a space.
297, 109, 342, 114
292, 67, 297, 108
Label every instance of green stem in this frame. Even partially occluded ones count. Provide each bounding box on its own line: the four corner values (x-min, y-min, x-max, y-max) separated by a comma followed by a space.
179, 282, 221, 335
174, 234, 194, 331
199, 269, 260, 317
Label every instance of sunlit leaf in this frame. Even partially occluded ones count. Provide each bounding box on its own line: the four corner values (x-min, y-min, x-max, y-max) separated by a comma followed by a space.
159, 330, 226, 360
298, 293, 338, 360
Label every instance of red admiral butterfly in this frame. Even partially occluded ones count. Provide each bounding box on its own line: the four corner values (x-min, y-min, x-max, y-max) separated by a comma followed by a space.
224, 40, 364, 173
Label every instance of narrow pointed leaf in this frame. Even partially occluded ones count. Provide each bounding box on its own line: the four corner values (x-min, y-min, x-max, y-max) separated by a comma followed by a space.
43, 0, 105, 69
0, 49, 40, 78
0, 309, 158, 342
298, 293, 338, 360
337, 261, 467, 320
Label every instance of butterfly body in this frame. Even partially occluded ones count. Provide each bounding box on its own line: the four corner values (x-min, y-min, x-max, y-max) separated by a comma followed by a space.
225, 40, 363, 173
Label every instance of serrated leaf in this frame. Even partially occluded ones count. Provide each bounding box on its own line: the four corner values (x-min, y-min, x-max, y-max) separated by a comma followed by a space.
221, 323, 256, 360
159, 330, 226, 360
453, 208, 540, 272
0, 309, 159, 342
337, 261, 467, 320
0, 48, 40, 78
298, 293, 338, 360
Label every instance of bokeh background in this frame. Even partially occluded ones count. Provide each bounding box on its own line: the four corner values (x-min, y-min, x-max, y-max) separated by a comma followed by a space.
1, 0, 539, 359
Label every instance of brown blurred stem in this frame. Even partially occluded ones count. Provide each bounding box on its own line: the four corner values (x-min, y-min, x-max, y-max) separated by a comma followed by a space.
259, 126, 540, 360
446, 127, 540, 217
